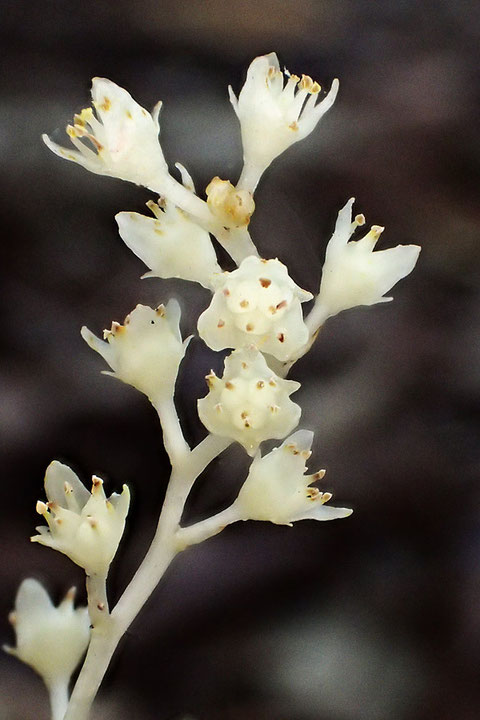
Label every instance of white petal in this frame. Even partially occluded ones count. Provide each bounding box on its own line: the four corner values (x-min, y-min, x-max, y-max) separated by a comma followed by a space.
44, 461, 90, 509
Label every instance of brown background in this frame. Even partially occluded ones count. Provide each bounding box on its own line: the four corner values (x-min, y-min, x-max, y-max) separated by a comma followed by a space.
1, 1, 480, 718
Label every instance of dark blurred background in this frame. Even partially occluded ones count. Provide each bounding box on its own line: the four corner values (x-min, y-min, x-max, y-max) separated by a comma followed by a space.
1, 1, 480, 718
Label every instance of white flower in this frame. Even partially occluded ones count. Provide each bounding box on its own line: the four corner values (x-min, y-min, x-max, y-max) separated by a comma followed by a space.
116, 199, 221, 289
42, 78, 168, 190
81, 301, 190, 402
31, 461, 130, 577
198, 256, 312, 362
205, 176, 255, 229
4, 579, 90, 685
198, 347, 301, 455
235, 430, 352, 525
318, 198, 421, 319
230, 53, 339, 191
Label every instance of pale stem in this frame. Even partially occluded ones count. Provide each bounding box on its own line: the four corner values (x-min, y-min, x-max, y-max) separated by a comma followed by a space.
64, 433, 231, 720
47, 678, 69, 720
215, 226, 259, 265
85, 574, 109, 629
305, 299, 330, 336
176, 503, 242, 549
149, 173, 213, 226
236, 161, 264, 195
151, 394, 190, 465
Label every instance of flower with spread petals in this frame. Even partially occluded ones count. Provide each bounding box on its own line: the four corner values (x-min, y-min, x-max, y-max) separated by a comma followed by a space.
116, 199, 221, 289
31, 461, 130, 577
230, 53, 339, 191
198, 256, 312, 362
205, 176, 255, 229
4, 579, 90, 686
198, 347, 301, 455
43, 78, 168, 190
81, 301, 189, 402
317, 198, 421, 319
234, 430, 352, 525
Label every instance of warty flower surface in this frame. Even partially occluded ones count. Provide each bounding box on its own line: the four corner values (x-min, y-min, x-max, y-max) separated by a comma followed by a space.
42, 78, 168, 190
4, 579, 90, 685
81, 300, 189, 402
31, 461, 130, 577
318, 198, 421, 319
230, 53, 339, 191
198, 347, 301, 456
235, 430, 352, 525
116, 199, 221, 289
198, 256, 312, 361
205, 176, 255, 229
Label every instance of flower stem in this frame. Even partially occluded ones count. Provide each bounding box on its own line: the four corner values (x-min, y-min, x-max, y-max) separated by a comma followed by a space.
151, 395, 190, 466
85, 574, 109, 629
64, 434, 230, 720
176, 503, 242, 549
236, 161, 263, 194
47, 678, 69, 720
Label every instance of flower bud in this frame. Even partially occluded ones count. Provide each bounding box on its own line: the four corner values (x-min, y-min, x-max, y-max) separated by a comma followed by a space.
230, 53, 339, 191
31, 461, 130, 577
205, 177, 255, 228
235, 430, 352, 525
318, 198, 421, 318
198, 347, 301, 455
42, 78, 168, 190
116, 199, 221, 289
81, 300, 189, 402
198, 256, 312, 362
4, 579, 90, 685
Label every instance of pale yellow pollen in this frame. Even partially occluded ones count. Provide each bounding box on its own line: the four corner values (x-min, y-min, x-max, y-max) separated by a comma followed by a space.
370, 225, 385, 239
36, 501, 48, 515
99, 97, 111, 112
256, 380, 265, 389
65, 587, 76, 602
239, 299, 249, 308
205, 372, 217, 389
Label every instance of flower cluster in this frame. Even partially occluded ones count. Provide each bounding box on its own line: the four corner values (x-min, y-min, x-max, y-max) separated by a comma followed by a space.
4, 579, 90, 686
198, 347, 301, 455
31, 461, 130, 577
13, 51, 424, 720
